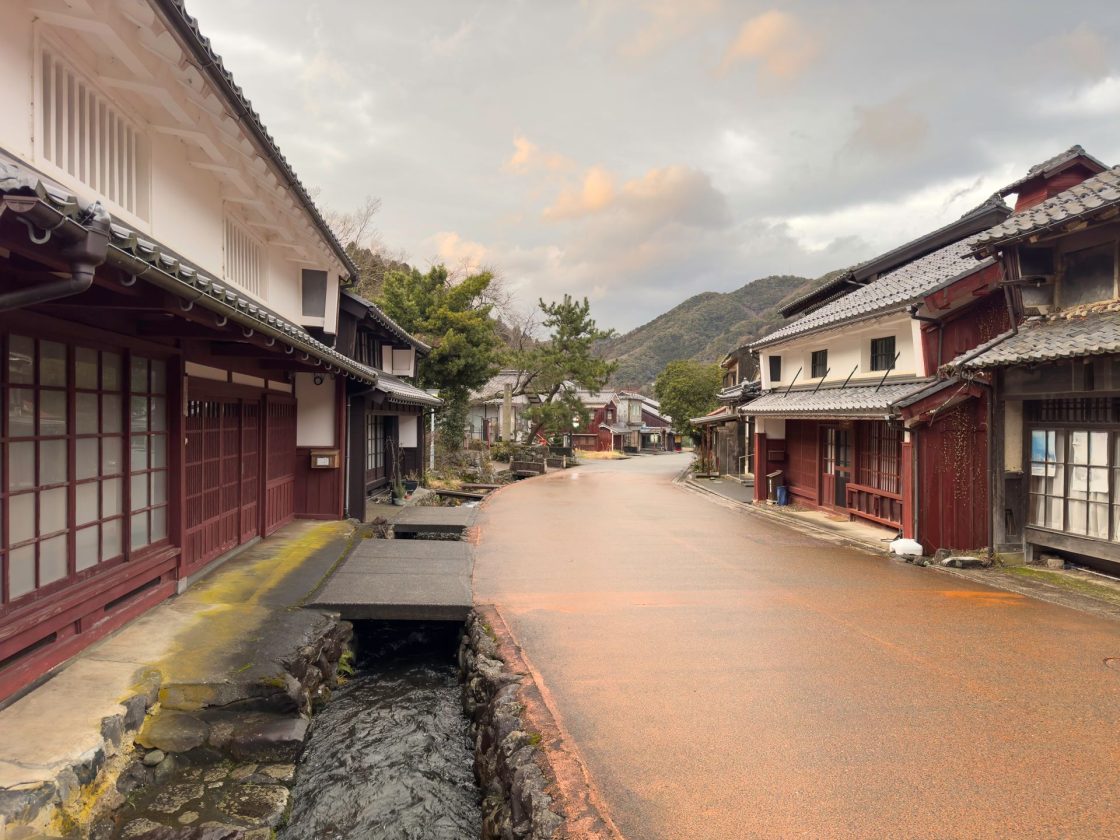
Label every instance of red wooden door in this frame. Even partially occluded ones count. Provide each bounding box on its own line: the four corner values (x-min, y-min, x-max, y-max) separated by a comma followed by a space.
821, 426, 851, 510
264, 397, 296, 536
240, 401, 260, 543
183, 393, 264, 575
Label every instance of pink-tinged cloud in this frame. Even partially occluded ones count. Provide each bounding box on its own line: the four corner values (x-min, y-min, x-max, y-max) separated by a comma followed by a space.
431, 231, 490, 272
505, 136, 576, 174
717, 9, 818, 80
620, 0, 722, 59
542, 166, 618, 219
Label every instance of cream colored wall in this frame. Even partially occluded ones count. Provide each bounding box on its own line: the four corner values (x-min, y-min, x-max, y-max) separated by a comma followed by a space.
0, 6, 345, 330
759, 313, 921, 390
295, 373, 337, 447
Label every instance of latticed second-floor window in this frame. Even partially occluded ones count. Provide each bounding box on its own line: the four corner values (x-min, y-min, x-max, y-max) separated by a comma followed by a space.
224, 217, 266, 298
39, 47, 145, 217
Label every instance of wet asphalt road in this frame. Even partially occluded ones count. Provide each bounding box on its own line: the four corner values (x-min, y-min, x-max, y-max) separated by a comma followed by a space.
473, 453, 1120, 840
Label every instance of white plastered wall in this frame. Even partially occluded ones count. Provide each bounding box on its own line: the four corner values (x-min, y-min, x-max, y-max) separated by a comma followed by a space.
295, 372, 336, 447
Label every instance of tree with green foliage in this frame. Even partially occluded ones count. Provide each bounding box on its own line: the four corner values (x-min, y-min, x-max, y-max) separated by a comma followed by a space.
509, 295, 616, 442
654, 360, 722, 439
378, 265, 503, 450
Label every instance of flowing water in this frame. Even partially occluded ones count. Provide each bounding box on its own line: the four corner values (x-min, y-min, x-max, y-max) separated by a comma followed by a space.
281, 621, 481, 840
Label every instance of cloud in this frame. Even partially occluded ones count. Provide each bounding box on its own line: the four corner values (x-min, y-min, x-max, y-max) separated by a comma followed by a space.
505, 136, 576, 174
1041, 75, 1120, 118
430, 231, 490, 272
430, 19, 475, 57
717, 10, 818, 80
1056, 24, 1113, 80
543, 166, 618, 219
619, 0, 721, 59
845, 96, 930, 157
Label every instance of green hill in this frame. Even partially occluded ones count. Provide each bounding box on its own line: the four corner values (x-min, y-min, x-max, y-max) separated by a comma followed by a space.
601, 273, 836, 389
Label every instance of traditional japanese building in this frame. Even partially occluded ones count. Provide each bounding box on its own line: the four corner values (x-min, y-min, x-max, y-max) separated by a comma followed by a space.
337, 291, 440, 515
596, 391, 674, 452
946, 155, 1120, 571
0, 0, 426, 701
743, 195, 1013, 545
692, 346, 758, 479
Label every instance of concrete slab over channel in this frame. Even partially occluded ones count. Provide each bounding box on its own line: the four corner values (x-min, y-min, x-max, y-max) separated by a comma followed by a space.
391, 505, 478, 538
308, 538, 473, 621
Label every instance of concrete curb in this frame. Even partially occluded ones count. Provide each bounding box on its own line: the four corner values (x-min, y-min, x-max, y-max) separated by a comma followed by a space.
472, 605, 622, 840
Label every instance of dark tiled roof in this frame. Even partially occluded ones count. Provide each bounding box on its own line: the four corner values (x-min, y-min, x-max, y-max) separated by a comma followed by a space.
950, 311, 1120, 370
341, 289, 431, 354
753, 239, 981, 349
375, 372, 442, 407
153, 0, 357, 278
717, 380, 760, 405
778, 195, 1010, 319
997, 145, 1107, 196
690, 408, 737, 425
0, 157, 380, 384
970, 166, 1120, 252
741, 380, 931, 418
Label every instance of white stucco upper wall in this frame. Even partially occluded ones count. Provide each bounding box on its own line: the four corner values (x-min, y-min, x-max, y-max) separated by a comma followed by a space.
758, 312, 923, 390
0, 4, 347, 330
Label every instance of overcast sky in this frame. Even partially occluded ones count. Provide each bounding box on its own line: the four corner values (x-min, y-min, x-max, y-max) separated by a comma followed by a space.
186, 0, 1120, 333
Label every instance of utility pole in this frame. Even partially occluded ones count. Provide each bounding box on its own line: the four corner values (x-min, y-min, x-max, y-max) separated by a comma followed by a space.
426, 390, 439, 472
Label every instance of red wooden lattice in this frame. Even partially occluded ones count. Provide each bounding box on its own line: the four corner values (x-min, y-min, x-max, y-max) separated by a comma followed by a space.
264, 398, 296, 536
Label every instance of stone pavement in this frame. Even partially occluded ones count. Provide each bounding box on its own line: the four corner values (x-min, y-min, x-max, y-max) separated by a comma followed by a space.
0, 520, 356, 839
474, 453, 1120, 839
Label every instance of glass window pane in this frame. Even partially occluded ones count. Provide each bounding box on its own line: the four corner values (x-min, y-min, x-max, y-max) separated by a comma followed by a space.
8, 545, 36, 599
1070, 466, 1089, 499
76, 392, 98, 434
102, 478, 122, 517
130, 396, 148, 431
8, 335, 33, 384
151, 470, 167, 505
1068, 499, 1087, 534
131, 473, 149, 510
131, 511, 149, 549
102, 437, 122, 475
151, 506, 167, 542
1047, 496, 1064, 530
40, 487, 67, 534
75, 346, 98, 389
41, 439, 67, 485
40, 341, 66, 386
1070, 431, 1089, 464
39, 535, 67, 585
1089, 504, 1109, 539
1091, 431, 1110, 465
76, 482, 99, 525
151, 359, 166, 394
8, 388, 35, 437
150, 397, 166, 431
102, 352, 121, 391
131, 435, 148, 470
75, 438, 97, 481
76, 526, 98, 571
1089, 467, 1109, 503
8, 442, 35, 491
9, 493, 34, 544
1030, 493, 1045, 526
151, 435, 166, 469
102, 394, 121, 433
130, 357, 148, 393
40, 390, 67, 435
101, 518, 122, 561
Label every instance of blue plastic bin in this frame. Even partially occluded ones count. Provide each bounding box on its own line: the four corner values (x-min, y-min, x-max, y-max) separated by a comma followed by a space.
776, 485, 789, 506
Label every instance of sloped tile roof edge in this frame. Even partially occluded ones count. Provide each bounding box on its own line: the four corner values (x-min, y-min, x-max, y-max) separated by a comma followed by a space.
341, 289, 431, 354
374, 373, 442, 407
151, 0, 358, 278
0, 156, 379, 384
740, 380, 933, 418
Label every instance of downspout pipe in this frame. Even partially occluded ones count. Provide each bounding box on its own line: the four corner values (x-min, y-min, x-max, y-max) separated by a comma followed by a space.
0, 197, 110, 311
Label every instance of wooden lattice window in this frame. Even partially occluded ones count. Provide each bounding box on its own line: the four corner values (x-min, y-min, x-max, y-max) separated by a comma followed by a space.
128, 357, 169, 550
857, 422, 901, 494
223, 217, 266, 298
366, 414, 384, 473
811, 350, 828, 379
870, 337, 896, 372
39, 46, 146, 217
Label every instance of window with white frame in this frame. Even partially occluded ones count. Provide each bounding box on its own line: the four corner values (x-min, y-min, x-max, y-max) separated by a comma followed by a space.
39, 46, 147, 218
223, 217, 266, 298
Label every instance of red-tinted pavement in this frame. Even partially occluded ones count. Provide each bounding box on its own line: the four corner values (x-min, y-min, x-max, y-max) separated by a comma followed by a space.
473, 454, 1120, 840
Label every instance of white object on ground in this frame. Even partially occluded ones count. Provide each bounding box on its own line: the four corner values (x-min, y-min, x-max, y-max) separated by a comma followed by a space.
889, 538, 924, 557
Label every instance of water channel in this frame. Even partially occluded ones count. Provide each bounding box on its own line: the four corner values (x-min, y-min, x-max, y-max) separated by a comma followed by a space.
280, 620, 482, 839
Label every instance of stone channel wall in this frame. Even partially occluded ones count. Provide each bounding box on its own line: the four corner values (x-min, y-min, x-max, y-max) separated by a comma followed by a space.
460, 608, 618, 840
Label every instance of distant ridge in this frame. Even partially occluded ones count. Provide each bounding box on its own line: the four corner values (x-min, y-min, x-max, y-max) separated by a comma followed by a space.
600, 272, 838, 389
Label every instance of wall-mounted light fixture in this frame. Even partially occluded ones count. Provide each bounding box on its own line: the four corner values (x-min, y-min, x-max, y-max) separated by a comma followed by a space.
313, 373, 325, 386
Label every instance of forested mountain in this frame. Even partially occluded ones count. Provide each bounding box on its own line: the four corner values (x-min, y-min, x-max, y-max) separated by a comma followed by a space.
600, 272, 838, 389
